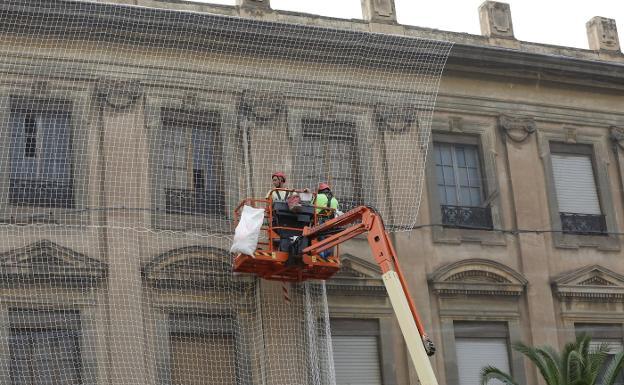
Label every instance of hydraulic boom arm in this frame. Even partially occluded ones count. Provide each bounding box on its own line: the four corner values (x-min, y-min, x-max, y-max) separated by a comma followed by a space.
302, 206, 439, 385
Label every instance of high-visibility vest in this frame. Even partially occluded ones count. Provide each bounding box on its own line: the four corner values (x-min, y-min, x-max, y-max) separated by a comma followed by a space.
315, 193, 338, 214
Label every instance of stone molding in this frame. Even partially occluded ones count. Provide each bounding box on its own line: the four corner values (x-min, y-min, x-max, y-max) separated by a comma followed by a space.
586, 17, 621, 52
143, 246, 252, 289
479, 1, 515, 39
361, 0, 397, 23
552, 264, 624, 301
0, 240, 106, 284
240, 90, 284, 123
96, 78, 143, 111
609, 126, 624, 151
499, 114, 536, 143
429, 258, 527, 296
326, 254, 385, 295
375, 103, 417, 133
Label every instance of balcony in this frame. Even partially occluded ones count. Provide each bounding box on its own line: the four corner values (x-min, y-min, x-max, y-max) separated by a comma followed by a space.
441, 205, 493, 230
9, 178, 73, 208
560, 212, 607, 235
165, 188, 224, 215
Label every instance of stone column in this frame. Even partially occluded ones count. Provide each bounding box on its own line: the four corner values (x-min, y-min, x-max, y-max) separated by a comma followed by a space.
479, 1, 515, 38
499, 115, 559, 348
97, 79, 149, 385
361, 0, 397, 23
586, 17, 621, 52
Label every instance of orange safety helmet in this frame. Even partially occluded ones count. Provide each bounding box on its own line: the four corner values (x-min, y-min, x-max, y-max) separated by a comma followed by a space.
272, 172, 286, 183
317, 182, 331, 192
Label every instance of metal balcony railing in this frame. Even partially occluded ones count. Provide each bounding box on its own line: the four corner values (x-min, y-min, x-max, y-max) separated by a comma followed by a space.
9, 178, 73, 208
560, 212, 607, 235
165, 188, 224, 215
441, 205, 493, 230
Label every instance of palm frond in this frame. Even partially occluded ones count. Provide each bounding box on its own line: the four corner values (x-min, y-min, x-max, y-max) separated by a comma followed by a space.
513, 342, 559, 385
601, 351, 624, 385
481, 365, 519, 385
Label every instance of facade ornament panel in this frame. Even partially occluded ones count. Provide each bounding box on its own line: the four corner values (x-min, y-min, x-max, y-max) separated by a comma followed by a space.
362, 0, 397, 23
586, 17, 621, 52
326, 254, 385, 295
96, 78, 143, 111
479, 1, 515, 38
610, 126, 624, 151
552, 265, 624, 301
375, 103, 417, 133
429, 258, 527, 296
499, 114, 536, 143
240, 90, 284, 123
0, 240, 107, 284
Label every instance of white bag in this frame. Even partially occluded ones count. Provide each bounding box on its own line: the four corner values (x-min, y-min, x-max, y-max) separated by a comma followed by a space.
230, 205, 265, 255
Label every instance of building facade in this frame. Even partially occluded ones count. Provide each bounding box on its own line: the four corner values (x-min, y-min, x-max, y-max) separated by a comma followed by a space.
0, 1, 622, 385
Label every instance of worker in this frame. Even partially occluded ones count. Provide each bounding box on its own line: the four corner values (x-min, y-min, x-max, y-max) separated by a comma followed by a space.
314, 182, 339, 260
266, 172, 289, 201
315, 182, 339, 217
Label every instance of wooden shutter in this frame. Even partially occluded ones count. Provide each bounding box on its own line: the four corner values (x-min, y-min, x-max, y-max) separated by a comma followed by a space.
332, 336, 382, 385
455, 338, 510, 385
551, 153, 601, 214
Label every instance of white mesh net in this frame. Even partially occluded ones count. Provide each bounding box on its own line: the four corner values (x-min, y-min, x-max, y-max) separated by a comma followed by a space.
0, 1, 451, 384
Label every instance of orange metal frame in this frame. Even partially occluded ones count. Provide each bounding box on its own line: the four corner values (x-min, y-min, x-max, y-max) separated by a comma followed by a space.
232, 189, 341, 282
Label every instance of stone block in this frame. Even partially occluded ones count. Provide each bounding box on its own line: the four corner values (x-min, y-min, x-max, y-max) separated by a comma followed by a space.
236, 0, 270, 10
479, 1, 514, 39
361, 0, 397, 24
586, 17, 620, 52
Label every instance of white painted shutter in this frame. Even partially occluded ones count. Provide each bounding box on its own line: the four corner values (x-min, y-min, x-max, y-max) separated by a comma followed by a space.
551, 154, 601, 214
332, 335, 382, 385
456, 338, 510, 385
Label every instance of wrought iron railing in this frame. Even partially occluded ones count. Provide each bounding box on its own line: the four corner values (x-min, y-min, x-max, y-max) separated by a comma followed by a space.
559, 212, 607, 235
441, 205, 493, 230
9, 178, 73, 208
165, 188, 224, 215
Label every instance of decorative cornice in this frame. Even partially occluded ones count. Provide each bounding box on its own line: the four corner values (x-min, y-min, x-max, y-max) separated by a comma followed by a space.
552, 264, 624, 301
499, 114, 536, 143
96, 78, 143, 111
609, 126, 624, 151
240, 90, 284, 123
326, 254, 384, 296
429, 258, 527, 297
375, 104, 417, 133
0, 240, 106, 285
143, 246, 252, 290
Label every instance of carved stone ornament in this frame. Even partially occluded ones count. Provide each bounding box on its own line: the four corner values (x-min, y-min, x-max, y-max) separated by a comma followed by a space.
610, 126, 624, 151
96, 79, 143, 111
586, 17, 620, 52
552, 264, 624, 301
479, 1, 515, 38
499, 115, 536, 143
240, 90, 283, 123
375, 103, 417, 133
429, 258, 527, 297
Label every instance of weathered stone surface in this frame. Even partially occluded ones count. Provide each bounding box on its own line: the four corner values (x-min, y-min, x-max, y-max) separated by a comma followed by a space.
586, 16, 621, 52
479, 1, 515, 38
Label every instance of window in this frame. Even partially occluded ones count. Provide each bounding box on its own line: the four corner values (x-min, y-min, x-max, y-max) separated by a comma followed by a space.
454, 321, 510, 385
9, 104, 73, 208
169, 313, 237, 385
434, 141, 492, 230
550, 143, 606, 235
295, 119, 361, 211
331, 318, 382, 385
160, 110, 224, 216
9, 309, 82, 385
576, 324, 624, 385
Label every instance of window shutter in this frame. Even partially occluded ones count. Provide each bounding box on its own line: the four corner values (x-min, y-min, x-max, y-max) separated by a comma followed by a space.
455, 338, 510, 385
332, 335, 382, 385
551, 153, 601, 214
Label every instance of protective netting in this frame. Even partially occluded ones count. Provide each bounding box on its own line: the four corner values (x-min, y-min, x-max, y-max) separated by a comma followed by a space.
0, 1, 451, 384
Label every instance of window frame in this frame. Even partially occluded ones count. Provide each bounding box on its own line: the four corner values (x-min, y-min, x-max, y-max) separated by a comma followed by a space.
0, 89, 91, 225
145, 92, 240, 232
538, 130, 619, 250
425, 120, 505, 246
330, 318, 383, 385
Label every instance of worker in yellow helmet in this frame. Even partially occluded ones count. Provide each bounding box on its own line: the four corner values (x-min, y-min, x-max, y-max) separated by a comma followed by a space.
314, 182, 339, 261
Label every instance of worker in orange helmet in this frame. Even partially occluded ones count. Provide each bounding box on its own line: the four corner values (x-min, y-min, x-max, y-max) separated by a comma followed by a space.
267, 172, 289, 201
314, 182, 339, 260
